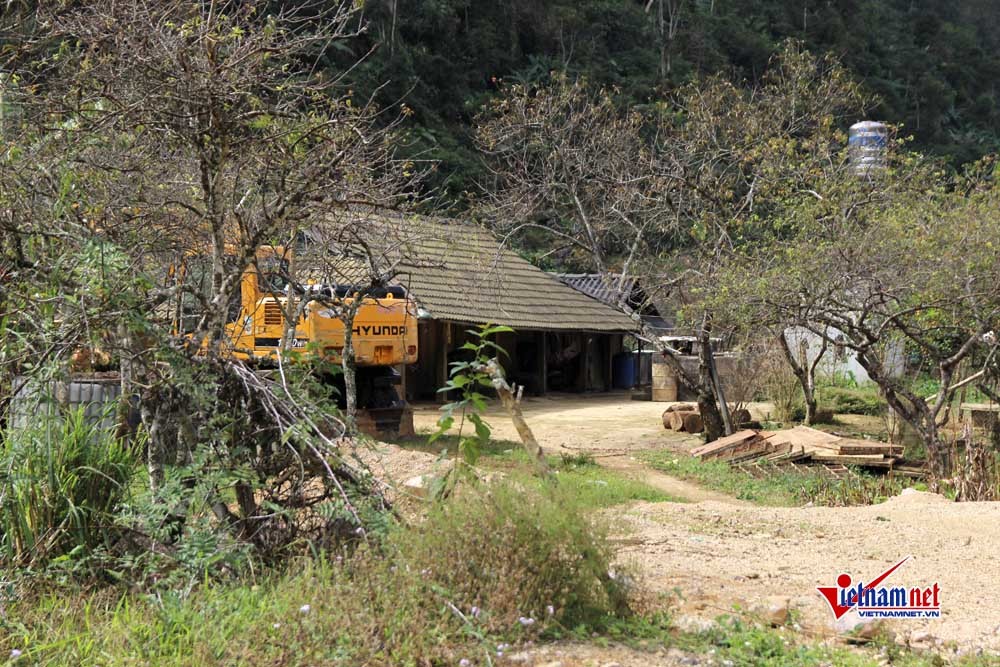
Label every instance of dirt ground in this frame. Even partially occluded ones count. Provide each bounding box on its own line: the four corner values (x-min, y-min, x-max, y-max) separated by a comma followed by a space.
408, 393, 1000, 662
411, 392, 708, 454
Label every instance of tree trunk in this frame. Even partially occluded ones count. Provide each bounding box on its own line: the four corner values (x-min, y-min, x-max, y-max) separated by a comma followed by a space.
341, 310, 358, 435
115, 323, 135, 441
777, 330, 825, 425
697, 373, 725, 441
141, 387, 176, 495
856, 348, 949, 481
703, 333, 732, 435
480, 358, 549, 476
640, 316, 724, 441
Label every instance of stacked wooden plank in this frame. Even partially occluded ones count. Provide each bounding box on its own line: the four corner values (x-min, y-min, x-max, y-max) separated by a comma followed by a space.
692, 425, 904, 470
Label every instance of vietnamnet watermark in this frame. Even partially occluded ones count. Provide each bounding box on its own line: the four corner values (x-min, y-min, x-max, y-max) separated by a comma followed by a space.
817, 556, 940, 620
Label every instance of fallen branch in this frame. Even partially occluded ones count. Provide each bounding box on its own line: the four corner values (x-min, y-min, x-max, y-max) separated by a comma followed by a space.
477, 358, 550, 476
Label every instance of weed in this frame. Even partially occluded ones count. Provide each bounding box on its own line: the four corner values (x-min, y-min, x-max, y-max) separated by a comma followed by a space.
387, 482, 631, 635
818, 386, 886, 416
0, 406, 139, 571
3, 479, 634, 665
398, 435, 678, 507
642, 452, 907, 507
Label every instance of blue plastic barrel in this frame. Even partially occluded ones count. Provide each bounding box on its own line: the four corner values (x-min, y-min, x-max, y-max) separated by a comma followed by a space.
612, 352, 636, 389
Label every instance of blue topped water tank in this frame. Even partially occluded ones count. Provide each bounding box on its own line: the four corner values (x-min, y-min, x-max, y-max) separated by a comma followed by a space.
849, 121, 888, 177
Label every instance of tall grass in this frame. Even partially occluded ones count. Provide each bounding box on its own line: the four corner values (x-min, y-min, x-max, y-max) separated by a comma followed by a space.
641, 452, 909, 506
0, 406, 139, 568
4, 481, 633, 665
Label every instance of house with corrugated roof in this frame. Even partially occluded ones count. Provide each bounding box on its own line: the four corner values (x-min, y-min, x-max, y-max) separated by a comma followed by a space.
298, 213, 640, 400
391, 218, 639, 400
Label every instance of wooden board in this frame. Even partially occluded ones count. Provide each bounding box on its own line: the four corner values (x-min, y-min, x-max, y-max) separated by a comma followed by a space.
691, 429, 760, 457
810, 453, 892, 466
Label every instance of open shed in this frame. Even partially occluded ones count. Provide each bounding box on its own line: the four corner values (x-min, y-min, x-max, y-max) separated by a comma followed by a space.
393, 218, 638, 400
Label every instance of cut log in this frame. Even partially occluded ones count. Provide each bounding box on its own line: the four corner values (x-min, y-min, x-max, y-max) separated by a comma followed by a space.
664, 402, 699, 414
667, 411, 687, 430
681, 412, 704, 434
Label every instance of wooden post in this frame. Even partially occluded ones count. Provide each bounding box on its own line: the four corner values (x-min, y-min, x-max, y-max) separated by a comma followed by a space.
707, 344, 733, 435
437, 321, 450, 404
540, 331, 548, 394
605, 335, 613, 392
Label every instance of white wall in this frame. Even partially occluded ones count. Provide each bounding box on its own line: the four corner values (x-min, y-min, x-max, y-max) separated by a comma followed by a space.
782, 326, 904, 385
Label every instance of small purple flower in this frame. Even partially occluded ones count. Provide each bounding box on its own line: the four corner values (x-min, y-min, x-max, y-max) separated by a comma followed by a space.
470, 605, 480, 618
546, 605, 555, 616
459, 660, 471, 667
10, 649, 23, 659
299, 604, 311, 614
518, 616, 535, 626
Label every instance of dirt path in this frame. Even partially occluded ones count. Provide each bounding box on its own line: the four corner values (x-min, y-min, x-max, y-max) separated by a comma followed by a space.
600, 454, 747, 505
617, 491, 1000, 653
411, 392, 710, 454
413, 394, 1000, 657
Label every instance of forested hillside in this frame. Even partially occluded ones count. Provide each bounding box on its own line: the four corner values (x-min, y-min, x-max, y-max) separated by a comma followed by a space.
344, 0, 1000, 203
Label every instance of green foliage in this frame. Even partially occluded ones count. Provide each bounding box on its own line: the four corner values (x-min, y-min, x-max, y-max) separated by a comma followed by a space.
341, 0, 1000, 204
818, 386, 887, 416
0, 406, 139, 571
389, 482, 631, 635
4, 480, 632, 665
431, 323, 514, 490
641, 452, 906, 507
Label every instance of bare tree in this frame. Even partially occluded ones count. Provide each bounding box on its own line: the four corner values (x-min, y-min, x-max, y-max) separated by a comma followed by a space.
742, 150, 1000, 479
776, 328, 828, 425
0, 1, 420, 551
475, 44, 866, 441
646, 0, 683, 78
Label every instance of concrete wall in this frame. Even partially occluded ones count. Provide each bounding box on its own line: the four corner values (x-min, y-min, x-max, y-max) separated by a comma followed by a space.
782, 326, 905, 385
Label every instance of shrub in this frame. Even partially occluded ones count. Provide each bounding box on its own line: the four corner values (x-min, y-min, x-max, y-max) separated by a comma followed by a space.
757, 346, 804, 422
6, 481, 635, 665
389, 482, 631, 636
819, 386, 886, 416
0, 407, 139, 570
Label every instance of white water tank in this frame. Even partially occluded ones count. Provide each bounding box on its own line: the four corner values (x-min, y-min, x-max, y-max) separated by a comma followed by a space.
849, 121, 888, 176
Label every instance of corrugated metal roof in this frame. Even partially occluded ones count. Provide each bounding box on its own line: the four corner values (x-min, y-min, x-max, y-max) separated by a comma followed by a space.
553, 273, 639, 309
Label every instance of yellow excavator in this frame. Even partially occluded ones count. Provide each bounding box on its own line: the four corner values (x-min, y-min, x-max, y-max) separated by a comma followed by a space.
178, 245, 418, 437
